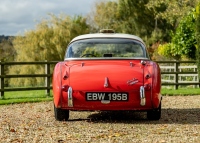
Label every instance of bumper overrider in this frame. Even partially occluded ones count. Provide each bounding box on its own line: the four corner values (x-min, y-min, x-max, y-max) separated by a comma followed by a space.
67, 87, 73, 107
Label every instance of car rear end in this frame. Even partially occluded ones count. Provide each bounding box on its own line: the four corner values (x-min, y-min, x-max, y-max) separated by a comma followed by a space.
53, 31, 162, 121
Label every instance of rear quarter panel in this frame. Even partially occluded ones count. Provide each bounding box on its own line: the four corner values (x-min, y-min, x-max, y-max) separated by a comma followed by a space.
53, 62, 69, 108
144, 61, 161, 108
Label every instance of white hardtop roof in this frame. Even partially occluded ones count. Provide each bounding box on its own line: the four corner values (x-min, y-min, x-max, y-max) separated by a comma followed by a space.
70, 33, 146, 45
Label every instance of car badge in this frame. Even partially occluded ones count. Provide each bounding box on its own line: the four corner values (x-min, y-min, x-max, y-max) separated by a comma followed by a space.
104, 77, 109, 88
127, 78, 139, 85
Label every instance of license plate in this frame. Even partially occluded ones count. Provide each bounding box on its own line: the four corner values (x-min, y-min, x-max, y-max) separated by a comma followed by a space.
86, 92, 128, 101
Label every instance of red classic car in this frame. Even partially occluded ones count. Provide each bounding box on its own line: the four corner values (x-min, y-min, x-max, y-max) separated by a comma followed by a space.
53, 29, 162, 121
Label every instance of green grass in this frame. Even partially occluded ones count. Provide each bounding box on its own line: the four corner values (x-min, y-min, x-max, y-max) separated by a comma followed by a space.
0, 88, 199, 105
161, 87, 200, 96
0, 90, 53, 105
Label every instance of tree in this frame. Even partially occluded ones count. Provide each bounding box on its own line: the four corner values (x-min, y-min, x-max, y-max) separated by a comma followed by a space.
8, 14, 90, 87
0, 38, 15, 87
0, 38, 15, 62
87, 1, 119, 32
171, 10, 196, 60
146, 0, 199, 60
146, 0, 198, 27
196, 3, 200, 77
117, 0, 155, 37
158, 10, 196, 60
88, 0, 174, 60
117, 0, 176, 60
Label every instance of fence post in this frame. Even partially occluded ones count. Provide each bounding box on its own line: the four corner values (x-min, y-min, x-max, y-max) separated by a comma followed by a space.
45, 61, 50, 96
195, 66, 200, 88
174, 61, 179, 90
0, 61, 4, 98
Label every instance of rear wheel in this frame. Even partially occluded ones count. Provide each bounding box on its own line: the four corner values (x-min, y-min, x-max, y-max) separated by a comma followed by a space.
147, 102, 161, 120
54, 105, 69, 121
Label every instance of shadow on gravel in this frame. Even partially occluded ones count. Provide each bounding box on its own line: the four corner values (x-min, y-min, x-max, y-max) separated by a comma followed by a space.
84, 108, 200, 124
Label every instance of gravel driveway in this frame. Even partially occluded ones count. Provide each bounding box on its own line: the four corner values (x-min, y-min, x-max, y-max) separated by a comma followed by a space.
0, 96, 199, 143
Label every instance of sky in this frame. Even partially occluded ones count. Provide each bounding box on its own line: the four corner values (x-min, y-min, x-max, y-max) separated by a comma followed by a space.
0, 0, 99, 36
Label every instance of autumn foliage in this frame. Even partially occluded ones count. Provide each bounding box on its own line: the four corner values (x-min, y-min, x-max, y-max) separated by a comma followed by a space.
8, 15, 90, 86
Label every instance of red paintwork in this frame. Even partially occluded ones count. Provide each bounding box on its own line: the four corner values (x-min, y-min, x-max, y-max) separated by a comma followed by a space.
53, 59, 161, 111
52, 62, 69, 108
143, 61, 161, 108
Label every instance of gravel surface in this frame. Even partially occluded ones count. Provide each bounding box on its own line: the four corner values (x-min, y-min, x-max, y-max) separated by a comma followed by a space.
0, 96, 199, 143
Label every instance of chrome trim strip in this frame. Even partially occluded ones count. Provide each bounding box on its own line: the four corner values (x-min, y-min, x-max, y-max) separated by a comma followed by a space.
64, 57, 149, 61
68, 87, 73, 107
140, 86, 146, 106
127, 78, 139, 85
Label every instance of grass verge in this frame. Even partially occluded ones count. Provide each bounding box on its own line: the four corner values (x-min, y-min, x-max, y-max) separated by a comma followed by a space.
0, 90, 53, 105
161, 87, 200, 96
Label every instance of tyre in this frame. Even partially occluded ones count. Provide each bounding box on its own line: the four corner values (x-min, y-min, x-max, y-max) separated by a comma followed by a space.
147, 102, 161, 120
54, 104, 69, 121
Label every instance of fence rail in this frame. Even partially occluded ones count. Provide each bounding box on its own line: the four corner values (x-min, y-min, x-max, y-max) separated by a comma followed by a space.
0, 60, 199, 97
0, 61, 58, 97
157, 60, 199, 89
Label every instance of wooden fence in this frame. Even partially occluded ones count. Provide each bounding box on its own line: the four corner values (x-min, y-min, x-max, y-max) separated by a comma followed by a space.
0, 61, 200, 97
157, 61, 199, 89
0, 61, 57, 97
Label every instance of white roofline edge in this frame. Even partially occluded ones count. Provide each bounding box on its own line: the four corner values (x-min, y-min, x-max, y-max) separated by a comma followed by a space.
69, 33, 146, 46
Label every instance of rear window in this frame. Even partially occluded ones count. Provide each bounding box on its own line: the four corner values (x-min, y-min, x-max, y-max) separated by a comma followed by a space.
65, 38, 148, 59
